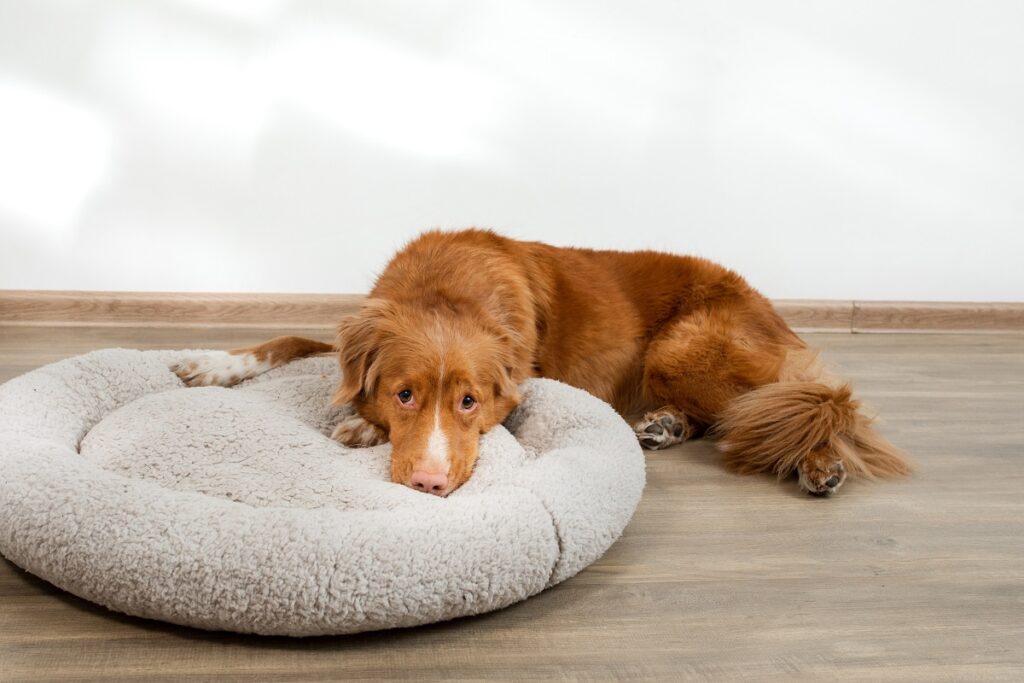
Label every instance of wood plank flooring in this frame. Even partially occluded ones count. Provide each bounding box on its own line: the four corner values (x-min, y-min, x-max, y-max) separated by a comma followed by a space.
1, 326, 1022, 682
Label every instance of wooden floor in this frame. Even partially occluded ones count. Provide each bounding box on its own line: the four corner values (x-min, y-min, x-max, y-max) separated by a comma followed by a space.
1, 326, 1022, 682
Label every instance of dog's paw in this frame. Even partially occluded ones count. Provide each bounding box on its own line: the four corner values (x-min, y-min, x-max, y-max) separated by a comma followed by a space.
331, 414, 388, 448
170, 351, 269, 388
633, 408, 694, 450
798, 449, 847, 496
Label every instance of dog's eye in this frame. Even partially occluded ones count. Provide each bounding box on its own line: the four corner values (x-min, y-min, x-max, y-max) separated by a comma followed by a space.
397, 389, 413, 404
460, 395, 476, 410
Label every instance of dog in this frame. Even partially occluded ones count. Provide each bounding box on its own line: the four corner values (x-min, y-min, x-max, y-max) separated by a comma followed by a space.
173, 229, 911, 497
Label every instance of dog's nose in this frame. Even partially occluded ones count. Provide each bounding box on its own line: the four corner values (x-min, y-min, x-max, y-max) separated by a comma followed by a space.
825, 475, 840, 488
409, 470, 448, 496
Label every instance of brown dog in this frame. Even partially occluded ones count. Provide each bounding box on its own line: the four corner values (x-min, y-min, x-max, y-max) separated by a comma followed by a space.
173, 229, 910, 497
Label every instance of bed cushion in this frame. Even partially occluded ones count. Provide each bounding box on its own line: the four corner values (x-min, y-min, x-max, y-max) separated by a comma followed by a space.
0, 350, 644, 636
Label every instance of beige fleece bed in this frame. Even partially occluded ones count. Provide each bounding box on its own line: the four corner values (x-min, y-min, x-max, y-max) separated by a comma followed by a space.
0, 349, 644, 636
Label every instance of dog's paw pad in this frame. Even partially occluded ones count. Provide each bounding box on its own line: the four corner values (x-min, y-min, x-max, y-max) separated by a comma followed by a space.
798, 457, 847, 496
633, 410, 693, 450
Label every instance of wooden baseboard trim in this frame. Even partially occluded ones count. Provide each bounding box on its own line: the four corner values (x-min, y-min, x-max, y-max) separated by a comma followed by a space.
851, 301, 1024, 333
0, 291, 363, 330
771, 300, 854, 333
1, 290, 1021, 333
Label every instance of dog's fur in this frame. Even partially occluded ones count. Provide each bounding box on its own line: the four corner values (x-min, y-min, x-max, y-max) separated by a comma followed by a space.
174, 229, 911, 496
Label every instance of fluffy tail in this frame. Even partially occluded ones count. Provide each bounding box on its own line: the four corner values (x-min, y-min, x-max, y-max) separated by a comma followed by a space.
712, 380, 912, 493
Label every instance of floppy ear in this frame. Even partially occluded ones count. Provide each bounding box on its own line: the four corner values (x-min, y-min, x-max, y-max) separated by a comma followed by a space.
492, 366, 521, 418
333, 299, 390, 406
486, 341, 523, 421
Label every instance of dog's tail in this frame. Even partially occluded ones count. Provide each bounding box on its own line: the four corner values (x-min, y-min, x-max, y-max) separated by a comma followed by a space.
712, 358, 911, 492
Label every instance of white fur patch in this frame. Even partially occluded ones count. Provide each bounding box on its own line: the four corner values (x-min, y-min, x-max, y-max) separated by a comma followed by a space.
424, 407, 450, 474
170, 351, 271, 388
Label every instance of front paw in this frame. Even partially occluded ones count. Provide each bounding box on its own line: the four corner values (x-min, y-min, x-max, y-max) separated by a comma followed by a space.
331, 414, 387, 447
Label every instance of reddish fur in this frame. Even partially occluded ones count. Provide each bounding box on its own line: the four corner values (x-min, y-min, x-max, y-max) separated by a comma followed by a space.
257, 229, 912, 495
333, 297, 519, 492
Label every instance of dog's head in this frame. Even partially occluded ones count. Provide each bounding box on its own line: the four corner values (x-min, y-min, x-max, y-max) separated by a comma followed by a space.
333, 298, 521, 496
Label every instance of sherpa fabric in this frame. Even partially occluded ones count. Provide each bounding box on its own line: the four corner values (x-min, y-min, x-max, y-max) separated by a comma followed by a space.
0, 350, 645, 636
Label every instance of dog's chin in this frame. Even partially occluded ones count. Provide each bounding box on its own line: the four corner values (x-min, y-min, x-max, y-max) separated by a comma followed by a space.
393, 477, 461, 497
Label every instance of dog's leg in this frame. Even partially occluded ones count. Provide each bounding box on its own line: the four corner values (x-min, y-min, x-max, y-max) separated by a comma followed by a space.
171, 336, 334, 387
638, 309, 868, 496
633, 407, 696, 450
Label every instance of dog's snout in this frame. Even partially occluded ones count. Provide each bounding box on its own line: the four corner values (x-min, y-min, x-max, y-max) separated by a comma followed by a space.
409, 470, 448, 496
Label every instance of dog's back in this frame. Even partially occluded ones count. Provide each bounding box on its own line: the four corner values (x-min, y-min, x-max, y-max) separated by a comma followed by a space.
374, 230, 800, 415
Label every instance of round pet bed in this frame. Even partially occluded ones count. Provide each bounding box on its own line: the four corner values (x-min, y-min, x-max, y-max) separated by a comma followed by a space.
0, 349, 645, 636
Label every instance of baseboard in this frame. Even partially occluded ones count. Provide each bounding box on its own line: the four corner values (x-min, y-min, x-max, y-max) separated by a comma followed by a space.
1, 290, 1022, 333
0, 290, 364, 329
850, 301, 1024, 333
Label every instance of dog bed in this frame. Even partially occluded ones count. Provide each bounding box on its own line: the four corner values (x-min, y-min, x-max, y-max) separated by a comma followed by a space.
0, 349, 645, 636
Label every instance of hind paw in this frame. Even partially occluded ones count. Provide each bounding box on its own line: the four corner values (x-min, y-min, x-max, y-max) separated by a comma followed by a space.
798, 450, 847, 496
170, 351, 269, 387
633, 409, 695, 450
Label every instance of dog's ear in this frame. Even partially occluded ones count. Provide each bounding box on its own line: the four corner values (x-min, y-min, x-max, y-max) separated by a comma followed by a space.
333, 299, 391, 406
492, 365, 521, 419
485, 336, 523, 421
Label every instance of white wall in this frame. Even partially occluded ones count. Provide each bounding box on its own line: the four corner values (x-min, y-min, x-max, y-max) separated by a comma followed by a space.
1, 0, 1022, 301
